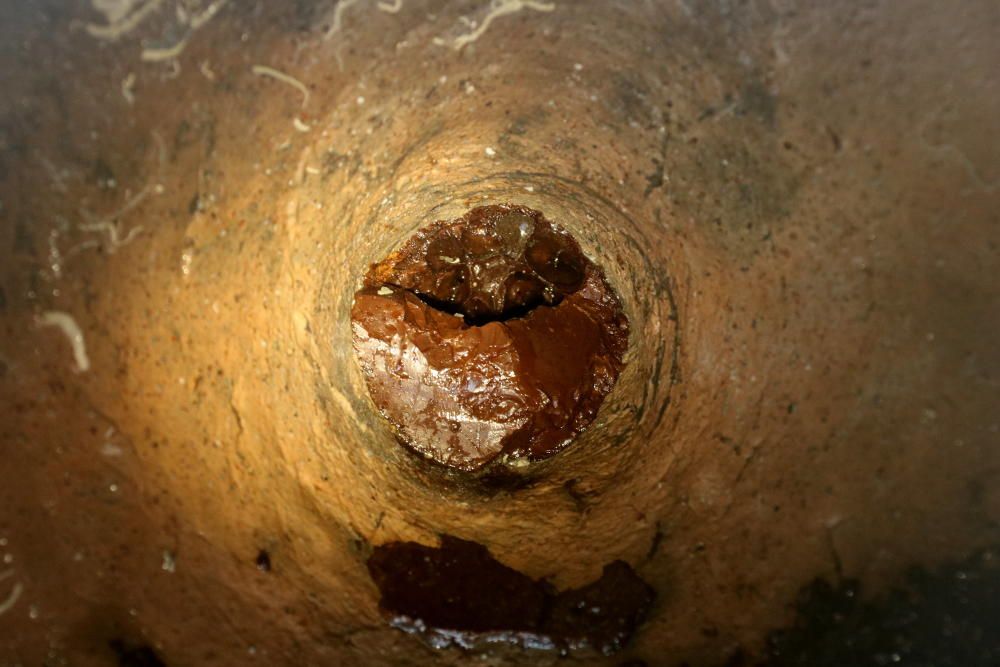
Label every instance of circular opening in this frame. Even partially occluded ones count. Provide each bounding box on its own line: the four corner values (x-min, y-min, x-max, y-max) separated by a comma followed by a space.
350, 204, 629, 472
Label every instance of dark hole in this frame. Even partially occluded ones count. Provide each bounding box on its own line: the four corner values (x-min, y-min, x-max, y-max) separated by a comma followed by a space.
110, 640, 166, 667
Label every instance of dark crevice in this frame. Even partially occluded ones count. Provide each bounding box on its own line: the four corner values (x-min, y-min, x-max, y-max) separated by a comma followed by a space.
388, 282, 560, 327
110, 640, 166, 667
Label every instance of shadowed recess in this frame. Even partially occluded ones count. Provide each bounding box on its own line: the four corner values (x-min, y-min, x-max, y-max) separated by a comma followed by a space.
750, 549, 1000, 667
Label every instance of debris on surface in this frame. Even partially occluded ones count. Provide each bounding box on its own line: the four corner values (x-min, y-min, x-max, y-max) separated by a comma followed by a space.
121, 72, 136, 104
78, 186, 149, 253
86, 0, 168, 40
451, 0, 556, 50
37, 311, 91, 373
252, 65, 313, 130
0, 570, 24, 618
376, 0, 403, 14
85, 0, 230, 64
251, 65, 310, 108
161, 550, 176, 573
324, 0, 361, 40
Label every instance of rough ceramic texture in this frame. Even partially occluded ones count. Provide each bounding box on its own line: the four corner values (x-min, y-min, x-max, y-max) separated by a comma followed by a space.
0, 1, 998, 666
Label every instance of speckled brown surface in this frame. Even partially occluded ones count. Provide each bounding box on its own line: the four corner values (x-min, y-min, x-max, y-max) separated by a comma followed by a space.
0, 0, 998, 665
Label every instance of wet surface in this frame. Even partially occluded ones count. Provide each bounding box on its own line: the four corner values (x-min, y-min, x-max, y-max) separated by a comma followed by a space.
366, 535, 654, 655
351, 204, 628, 471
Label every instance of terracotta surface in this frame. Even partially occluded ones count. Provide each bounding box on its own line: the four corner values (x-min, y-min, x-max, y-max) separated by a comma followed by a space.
0, 0, 998, 665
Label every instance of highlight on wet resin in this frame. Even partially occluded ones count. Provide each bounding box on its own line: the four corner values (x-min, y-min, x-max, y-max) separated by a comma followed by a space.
350, 204, 629, 471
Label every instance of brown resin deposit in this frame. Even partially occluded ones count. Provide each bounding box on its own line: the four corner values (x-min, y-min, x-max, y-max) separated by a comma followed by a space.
367, 535, 653, 654
1, 1, 999, 666
351, 204, 628, 471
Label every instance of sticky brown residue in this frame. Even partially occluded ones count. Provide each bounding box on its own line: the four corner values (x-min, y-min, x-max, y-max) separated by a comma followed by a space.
367, 535, 654, 655
350, 204, 629, 471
